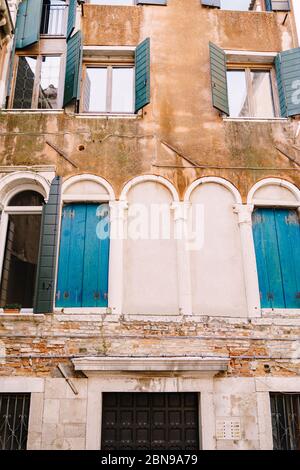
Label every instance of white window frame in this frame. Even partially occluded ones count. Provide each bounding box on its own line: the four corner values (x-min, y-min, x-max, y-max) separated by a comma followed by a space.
10, 53, 65, 110
0, 186, 46, 314
53, 175, 115, 315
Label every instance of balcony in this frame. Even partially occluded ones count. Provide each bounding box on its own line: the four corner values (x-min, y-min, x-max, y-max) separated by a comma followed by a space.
40, 1, 68, 37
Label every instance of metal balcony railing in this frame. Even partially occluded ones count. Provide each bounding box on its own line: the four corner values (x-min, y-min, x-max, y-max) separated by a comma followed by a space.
40, 3, 67, 36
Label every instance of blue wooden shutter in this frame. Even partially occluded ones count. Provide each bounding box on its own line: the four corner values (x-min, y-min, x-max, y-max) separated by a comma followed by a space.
137, 0, 167, 4
34, 176, 62, 314
266, 1, 290, 11
56, 203, 110, 308
209, 42, 229, 115
56, 203, 86, 308
82, 204, 110, 308
135, 38, 150, 113
252, 208, 300, 309
63, 31, 82, 107
201, 0, 221, 7
15, 0, 43, 49
276, 48, 300, 117
67, 0, 77, 39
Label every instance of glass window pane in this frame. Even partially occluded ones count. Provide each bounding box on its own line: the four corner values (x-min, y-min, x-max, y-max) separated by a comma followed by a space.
84, 68, 108, 112
250, 70, 275, 118
89, 1, 134, 4
8, 191, 44, 207
111, 67, 134, 113
0, 214, 42, 308
38, 56, 61, 109
12, 56, 37, 109
227, 70, 250, 117
220, 0, 253, 10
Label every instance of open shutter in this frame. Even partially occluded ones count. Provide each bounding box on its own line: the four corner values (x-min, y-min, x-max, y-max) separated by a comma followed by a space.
276, 48, 300, 117
209, 42, 229, 115
5, 32, 17, 107
15, 0, 43, 49
201, 0, 221, 7
67, 0, 77, 39
34, 177, 62, 314
63, 31, 82, 107
137, 0, 167, 4
135, 38, 150, 113
265, 0, 290, 11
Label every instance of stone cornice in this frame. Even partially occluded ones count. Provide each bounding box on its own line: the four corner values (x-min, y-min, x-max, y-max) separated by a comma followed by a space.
72, 356, 229, 376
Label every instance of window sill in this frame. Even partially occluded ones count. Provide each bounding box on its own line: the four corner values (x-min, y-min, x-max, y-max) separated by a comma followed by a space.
54, 308, 109, 314
2, 109, 64, 114
75, 113, 138, 119
261, 308, 300, 317
0, 313, 45, 321
223, 117, 288, 122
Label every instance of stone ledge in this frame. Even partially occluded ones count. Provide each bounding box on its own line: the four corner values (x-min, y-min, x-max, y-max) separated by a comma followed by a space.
72, 356, 229, 377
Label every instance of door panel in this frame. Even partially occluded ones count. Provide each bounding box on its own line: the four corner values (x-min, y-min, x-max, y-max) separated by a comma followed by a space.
101, 392, 199, 450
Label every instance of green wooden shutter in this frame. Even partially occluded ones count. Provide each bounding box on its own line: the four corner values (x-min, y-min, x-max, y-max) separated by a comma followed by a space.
34, 177, 62, 314
201, 0, 221, 7
63, 31, 83, 107
15, 0, 43, 49
137, 1, 167, 4
276, 48, 300, 117
266, 0, 290, 11
67, 0, 77, 39
135, 38, 150, 113
209, 42, 229, 115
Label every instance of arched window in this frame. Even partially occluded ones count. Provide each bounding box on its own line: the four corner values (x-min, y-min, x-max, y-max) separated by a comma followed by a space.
56, 175, 114, 309
0, 190, 44, 310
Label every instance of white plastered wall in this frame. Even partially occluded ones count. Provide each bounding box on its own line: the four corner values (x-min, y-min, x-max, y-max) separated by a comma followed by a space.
188, 181, 247, 317
123, 180, 179, 315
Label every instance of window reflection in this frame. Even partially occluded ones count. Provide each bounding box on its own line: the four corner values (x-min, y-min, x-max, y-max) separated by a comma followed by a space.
111, 68, 134, 113
38, 56, 61, 109
250, 70, 275, 118
220, 0, 255, 10
84, 68, 108, 112
13, 57, 37, 109
227, 70, 249, 117
83, 66, 134, 113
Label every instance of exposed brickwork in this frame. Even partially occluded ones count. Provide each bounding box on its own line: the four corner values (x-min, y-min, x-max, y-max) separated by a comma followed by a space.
0, 314, 299, 377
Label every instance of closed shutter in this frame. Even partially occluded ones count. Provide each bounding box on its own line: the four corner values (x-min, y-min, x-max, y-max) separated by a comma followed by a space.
15, 0, 43, 49
137, 0, 167, 4
265, 0, 290, 11
201, 0, 221, 7
209, 42, 229, 115
252, 208, 300, 309
67, 0, 77, 39
56, 203, 110, 308
34, 176, 62, 314
276, 48, 300, 117
63, 31, 83, 107
135, 38, 150, 113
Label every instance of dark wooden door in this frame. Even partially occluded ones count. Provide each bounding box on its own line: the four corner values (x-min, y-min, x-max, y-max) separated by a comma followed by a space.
101, 392, 200, 450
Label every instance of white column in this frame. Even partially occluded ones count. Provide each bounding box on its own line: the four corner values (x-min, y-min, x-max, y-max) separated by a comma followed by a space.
172, 202, 193, 316
234, 204, 261, 318
108, 201, 127, 315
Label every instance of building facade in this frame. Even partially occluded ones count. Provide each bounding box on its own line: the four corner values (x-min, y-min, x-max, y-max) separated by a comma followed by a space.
0, 0, 300, 451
